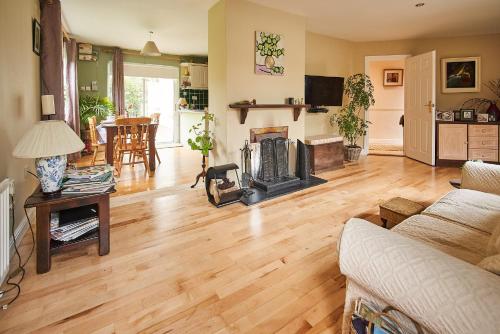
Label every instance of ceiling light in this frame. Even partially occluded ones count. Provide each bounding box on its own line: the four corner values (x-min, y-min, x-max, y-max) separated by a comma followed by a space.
415, 2, 425, 7
141, 31, 161, 57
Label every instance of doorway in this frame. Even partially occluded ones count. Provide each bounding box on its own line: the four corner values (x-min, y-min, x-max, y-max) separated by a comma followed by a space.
364, 55, 409, 156
122, 63, 180, 145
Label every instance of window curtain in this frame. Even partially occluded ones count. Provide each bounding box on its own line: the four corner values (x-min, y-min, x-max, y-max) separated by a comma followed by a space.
112, 48, 125, 115
64, 37, 81, 161
40, 0, 64, 120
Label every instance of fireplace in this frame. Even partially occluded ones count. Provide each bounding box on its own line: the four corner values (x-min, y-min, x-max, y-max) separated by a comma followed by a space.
248, 127, 301, 193
238, 127, 327, 206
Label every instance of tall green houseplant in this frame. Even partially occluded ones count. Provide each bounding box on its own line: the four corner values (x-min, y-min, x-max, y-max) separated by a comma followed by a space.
330, 73, 375, 161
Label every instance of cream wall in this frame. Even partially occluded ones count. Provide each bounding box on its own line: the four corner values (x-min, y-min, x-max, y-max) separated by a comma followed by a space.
0, 0, 40, 230
209, 0, 306, 170
367, 59, 404, 144
304, 32, 354, 137
353, 34, 500, 110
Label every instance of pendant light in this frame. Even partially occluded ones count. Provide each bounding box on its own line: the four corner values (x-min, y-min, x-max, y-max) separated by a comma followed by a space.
141, 31, 161, 57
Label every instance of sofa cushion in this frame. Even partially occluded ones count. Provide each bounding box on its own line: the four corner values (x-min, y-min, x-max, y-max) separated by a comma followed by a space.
393, 214, 489, 265
422, 189, 500, 234
461, 161, 500, 195
478, 254, 500, 275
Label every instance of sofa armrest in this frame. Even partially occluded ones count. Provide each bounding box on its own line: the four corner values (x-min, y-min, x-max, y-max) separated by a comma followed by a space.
339, 218, 500, 334
461, 161, 500, 195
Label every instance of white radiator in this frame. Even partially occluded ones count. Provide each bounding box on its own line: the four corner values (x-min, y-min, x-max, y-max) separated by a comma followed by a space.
0, 179, 12, 284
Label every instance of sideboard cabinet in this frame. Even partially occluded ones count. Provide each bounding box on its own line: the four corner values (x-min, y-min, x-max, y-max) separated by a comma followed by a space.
436, 121, 499, 166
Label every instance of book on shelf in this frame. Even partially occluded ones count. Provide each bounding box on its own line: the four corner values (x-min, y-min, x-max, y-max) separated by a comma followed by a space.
50, 205, 100, 242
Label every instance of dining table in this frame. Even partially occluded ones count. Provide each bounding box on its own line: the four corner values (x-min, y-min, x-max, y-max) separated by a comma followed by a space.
100, 122, 159, 173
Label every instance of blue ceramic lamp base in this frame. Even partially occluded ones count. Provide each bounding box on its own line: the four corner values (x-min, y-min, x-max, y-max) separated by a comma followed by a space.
35, 155, 67, 194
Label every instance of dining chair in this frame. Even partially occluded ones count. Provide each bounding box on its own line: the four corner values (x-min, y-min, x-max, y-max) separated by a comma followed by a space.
114, 117, 151, 176
88, 116, 105, 166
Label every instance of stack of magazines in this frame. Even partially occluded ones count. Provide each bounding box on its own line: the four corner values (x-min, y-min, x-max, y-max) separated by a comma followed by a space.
50, 217, 99, 242
62, 165, 115, 194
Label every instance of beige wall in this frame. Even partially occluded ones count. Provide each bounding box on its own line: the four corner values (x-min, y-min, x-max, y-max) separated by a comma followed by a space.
304, 32, 500, 146
367, 59, 404, 144
304, 32, 354, 137
353, 34, 500, 110
209, 0, 306, 170
0, 0, 40, 230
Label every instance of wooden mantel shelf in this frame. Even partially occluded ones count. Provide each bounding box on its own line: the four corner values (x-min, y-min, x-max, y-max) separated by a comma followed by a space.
228, 104, 310, 124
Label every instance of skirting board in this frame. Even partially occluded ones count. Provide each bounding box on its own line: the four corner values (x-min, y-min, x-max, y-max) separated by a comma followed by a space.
9, 208, 34, 261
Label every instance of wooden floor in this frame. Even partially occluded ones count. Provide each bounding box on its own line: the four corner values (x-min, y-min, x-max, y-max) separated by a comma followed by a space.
0, 148, 460, 334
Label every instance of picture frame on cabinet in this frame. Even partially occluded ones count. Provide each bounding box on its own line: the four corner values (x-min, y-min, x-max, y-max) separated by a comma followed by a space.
460, 109, 475, 121
477, 113, 489, 122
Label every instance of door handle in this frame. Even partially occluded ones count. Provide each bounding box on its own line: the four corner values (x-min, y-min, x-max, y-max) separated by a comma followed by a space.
424, 101, 434, 113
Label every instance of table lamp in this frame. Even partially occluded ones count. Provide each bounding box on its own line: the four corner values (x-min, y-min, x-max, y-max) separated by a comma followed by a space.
13, 120, 85, 195
178, 97, 188, 109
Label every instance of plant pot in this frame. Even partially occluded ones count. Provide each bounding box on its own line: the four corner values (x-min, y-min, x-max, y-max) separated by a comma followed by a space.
344, 146, 362, 161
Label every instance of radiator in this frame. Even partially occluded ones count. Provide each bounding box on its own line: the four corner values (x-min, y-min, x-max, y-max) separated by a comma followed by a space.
0, 179, 12, 284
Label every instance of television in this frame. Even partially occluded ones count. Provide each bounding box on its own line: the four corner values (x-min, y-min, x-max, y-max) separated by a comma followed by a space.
305, 75, 344, 110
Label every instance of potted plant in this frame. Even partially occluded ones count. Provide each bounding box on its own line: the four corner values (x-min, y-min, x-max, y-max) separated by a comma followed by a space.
330, 73, 375, 161
187, 112, 215, 156
79, 95, 115, 152
79, 95, 115, 129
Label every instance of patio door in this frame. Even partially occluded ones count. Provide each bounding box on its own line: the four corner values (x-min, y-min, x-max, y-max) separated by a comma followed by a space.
123, 63, 179, 144
404, 51, 436, 165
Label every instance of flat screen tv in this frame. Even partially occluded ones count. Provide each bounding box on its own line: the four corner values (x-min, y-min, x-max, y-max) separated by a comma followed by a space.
305, 75, 344, 108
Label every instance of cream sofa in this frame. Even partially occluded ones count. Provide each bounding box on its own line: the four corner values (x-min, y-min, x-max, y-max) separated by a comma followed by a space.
339, 161, 500, 334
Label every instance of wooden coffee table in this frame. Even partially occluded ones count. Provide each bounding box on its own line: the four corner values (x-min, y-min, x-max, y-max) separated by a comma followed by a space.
379, 197, 425, 228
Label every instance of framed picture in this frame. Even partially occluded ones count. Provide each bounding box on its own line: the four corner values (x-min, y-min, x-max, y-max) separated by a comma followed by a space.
441, 57, 481, 93
255, 31, 284, 76
477, 113, 489, 123
460, 109, 474, 121
32, 18, 41, 56
383, 69, 403, 86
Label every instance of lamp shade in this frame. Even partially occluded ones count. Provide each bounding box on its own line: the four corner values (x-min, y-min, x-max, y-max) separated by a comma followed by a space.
41, 95, 56, 115
141, 41, 161, 57
13, 120, 85, 158
178, 98, 188, 106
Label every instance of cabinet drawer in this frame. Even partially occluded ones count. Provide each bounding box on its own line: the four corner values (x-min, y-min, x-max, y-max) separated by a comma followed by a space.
468, 125, 498, 137
468, 149, 498, 162
468, 136, 499, 149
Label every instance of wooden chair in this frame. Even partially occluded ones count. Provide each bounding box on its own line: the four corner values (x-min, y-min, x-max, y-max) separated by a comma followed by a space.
88, 116, 105, 166
114, 117, 151, 176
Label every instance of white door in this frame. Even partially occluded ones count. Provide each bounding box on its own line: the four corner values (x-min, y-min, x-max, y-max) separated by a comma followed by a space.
404, 51, 436, 165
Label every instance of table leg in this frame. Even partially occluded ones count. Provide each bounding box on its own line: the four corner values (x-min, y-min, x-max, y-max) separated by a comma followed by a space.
148, 126, 156, 172
105, 127, 115, 166
191, 155, 207, 188
98, 195, 110, 256
36, 206, 51, 274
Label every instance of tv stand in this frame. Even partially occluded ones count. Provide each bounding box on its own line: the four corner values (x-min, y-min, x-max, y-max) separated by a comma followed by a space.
307, 107, 329, 113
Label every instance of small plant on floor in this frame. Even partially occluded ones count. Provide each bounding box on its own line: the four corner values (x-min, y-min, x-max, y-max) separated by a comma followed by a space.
330, 73, 375, 161
188, 112, 215, 157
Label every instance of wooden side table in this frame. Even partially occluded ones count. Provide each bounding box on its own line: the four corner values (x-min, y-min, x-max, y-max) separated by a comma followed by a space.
379, 197, 425, 229
25, 189, 114, 274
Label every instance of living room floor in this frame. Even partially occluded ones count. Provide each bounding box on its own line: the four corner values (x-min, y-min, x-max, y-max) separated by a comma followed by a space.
0, 150, 460, 334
